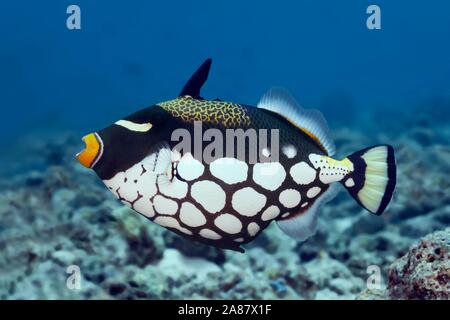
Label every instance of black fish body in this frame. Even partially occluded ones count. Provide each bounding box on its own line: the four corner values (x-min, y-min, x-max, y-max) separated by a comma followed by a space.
76, 59, 396, 252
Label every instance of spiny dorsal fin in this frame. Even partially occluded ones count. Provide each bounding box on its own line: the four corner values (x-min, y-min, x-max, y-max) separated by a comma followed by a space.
179, 58, 212, 99
257, 87, 336, 156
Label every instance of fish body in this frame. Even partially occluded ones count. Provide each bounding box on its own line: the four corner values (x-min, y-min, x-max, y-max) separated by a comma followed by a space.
77, 59, 396, 252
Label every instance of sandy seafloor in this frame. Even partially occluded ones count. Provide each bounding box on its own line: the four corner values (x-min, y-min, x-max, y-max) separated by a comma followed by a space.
0, 118, 449, 300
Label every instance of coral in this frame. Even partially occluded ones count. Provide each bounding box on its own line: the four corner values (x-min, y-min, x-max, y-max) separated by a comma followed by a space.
388, 228, 450, 300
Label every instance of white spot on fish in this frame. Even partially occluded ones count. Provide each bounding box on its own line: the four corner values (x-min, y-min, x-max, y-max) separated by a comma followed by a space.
158, 176, 188, 199
279, 189, 301, 208
252, 162, 286, 191
153, 195, 178, 215
306, 186, 321, 199
199, 228, 222, 240
191, 180, 226, 213
214, 213, 242, 234
262, 148, 270, 157
209, 157, 248, 185
177, 153, 204, 181
232, 187, 266, 217
179, 202, 206, 227
247, 222, 260, 236
345, 178, 355, 187
154, 216, 192, 235
261, 205, 281, 221
282, 145, 297, 159
290, 162, 316, 185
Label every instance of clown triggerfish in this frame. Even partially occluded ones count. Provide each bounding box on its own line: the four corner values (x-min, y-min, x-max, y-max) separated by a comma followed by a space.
76, 59, 396, 252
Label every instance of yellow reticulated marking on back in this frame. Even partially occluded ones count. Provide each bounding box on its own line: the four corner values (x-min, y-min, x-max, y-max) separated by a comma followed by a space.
158, 96, 251, 127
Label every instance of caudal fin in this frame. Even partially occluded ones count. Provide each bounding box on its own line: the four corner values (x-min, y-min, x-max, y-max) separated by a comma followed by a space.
342, 145, 396, 215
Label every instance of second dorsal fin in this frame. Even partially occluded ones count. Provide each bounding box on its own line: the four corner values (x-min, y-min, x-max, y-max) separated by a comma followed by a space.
179, 58, 212, 99
257, 87, 336, 156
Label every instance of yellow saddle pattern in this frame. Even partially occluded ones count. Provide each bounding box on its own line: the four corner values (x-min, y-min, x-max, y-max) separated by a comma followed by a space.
158, 96, 251, 127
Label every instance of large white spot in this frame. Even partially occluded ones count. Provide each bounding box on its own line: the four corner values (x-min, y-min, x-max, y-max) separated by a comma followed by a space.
279, 189, 301, 208
199, 228, 222, 240
154, 216, 192, 235
153, 195, 178, 215
261, 205, 281, 221
209, 157, 248, 185
232, 187, 266, 217
177, 153, 205, 181
307, 186, 321, 198
191, 180, 226, 213
282, 145, 297, 159
133, 198, 155, 218
158, 176, 188, 199
252, 162, 286, 191
247, 222, 260, 236
214, 214, 242, 234
179, 202, 206, 227
290, 162, 317, 185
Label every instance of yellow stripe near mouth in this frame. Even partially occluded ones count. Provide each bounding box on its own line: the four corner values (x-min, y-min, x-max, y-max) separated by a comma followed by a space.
77, 133, 100, 168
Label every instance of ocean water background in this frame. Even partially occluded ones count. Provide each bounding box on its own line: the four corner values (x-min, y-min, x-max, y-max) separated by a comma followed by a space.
2, 1, 450, 144
0, 1, 449, 300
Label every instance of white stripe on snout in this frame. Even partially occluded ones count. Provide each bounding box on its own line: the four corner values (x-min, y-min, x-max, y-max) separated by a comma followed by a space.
115, 120, 153, 132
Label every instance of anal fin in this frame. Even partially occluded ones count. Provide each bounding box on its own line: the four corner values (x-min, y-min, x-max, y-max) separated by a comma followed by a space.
277, 184, 339, 241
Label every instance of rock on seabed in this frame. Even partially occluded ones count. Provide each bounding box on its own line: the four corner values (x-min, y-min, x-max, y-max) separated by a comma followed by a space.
388, 228, 450, 300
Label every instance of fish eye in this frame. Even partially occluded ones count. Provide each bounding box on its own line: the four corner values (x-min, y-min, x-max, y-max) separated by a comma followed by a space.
115, 119, 153, 132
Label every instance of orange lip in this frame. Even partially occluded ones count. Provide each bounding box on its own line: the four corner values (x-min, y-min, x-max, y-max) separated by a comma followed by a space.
76, 133, 102, 168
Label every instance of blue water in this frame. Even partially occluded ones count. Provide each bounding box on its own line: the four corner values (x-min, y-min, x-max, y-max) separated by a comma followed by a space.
1, 0, 449, 141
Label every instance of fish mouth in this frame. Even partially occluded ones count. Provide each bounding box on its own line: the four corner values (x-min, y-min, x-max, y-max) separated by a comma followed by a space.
76, 133, 103, 168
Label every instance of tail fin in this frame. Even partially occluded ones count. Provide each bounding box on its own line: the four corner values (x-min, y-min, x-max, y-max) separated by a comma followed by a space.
342, 145, 396, 215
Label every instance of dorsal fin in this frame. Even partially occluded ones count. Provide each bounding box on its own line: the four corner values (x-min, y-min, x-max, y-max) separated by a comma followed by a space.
257, 87, 336, 156
179, 58, 212, 99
